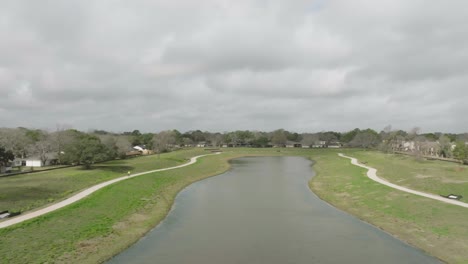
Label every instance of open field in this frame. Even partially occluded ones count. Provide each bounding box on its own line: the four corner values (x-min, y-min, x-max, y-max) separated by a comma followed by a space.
0, 165, 68, 177
0, 148, 467, 263
0, 149, 207, 212
342, 150, 468, 201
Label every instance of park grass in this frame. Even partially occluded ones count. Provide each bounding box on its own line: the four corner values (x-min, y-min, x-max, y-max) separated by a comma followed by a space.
310, 149, 468, 264
1, 148, 467, 263
0, 165, 67, 176
0, 148, 206, 212
341, 149, 468, 200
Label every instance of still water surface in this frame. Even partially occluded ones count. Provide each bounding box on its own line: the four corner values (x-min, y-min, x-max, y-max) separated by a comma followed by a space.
109, 157, 440, 264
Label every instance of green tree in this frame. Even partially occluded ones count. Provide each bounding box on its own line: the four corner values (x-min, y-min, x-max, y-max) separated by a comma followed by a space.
25, 129, 45, 142
349, 129, 380, 148
271, 129, 287, 146
0, 146, 14, 168
139, 133, 155, 149
62, 135, 109, 169
251, 136, 270, 147
438, 135, 452, 158
341, 128, 360, 143
453, 141, 468, 164
286, 132, 301, 142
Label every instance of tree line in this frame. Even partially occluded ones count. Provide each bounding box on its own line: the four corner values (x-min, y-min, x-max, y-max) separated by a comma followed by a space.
1, 126, 468, 170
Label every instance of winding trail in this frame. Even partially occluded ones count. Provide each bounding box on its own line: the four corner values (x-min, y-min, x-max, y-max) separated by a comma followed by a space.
338, 153, 468, 208
0, 152, 221, 229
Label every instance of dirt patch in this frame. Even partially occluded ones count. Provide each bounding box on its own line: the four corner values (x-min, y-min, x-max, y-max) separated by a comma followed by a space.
440, 178, 468, 184
113, 213, 150, 231
416, 174, 433, 179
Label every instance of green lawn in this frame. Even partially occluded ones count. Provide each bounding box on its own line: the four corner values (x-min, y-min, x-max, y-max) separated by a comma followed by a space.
0, 149, 206, 212
341, 149, 468, 201
0, 148, 467, 263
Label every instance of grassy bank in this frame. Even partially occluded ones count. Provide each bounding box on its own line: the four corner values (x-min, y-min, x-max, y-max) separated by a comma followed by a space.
310, 149, 468, 263
1, 148, 467, 263
344, 150, 468, 201
0, 149, 206, 212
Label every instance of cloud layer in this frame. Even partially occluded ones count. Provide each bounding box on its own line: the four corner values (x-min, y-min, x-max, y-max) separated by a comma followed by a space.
1, 0, 467, 133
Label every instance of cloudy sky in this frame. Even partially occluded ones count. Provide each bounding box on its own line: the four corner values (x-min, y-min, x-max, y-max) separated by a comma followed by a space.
1, 0, 467, 133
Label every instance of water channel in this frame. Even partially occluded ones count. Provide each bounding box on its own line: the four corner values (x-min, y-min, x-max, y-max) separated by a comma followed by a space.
108, 157, 440, 264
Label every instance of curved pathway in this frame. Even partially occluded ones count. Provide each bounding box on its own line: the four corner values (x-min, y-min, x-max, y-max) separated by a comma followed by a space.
0, 152, 221, 229
338, 153, 468, 208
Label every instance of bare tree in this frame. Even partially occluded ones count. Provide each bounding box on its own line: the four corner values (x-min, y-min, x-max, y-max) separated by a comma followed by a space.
300, 133, 319, 146
209, 133, 223, 147
348, 129, 380, 148
50, 124, 73, 164
271, 129, 287, 146
28, 132, 54, 165
0, 128, 31, 158
153, 130, 176, 158
438, 135, 453, 158
407, 127, 421, 140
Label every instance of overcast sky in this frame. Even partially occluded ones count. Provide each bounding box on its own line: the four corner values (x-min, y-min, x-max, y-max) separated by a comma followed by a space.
1, 0, 467, 133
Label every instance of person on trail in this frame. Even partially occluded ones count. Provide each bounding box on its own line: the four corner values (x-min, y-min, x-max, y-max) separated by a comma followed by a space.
127, 171, 131, 176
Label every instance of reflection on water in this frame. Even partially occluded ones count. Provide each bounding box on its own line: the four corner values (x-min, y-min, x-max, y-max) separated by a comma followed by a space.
108, 157, 440, 264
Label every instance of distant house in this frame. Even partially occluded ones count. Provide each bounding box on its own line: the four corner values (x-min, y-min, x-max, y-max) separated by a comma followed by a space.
133, 145, 145, 152
133, 145, 153, 155
197, 142, 207, 148
403, 141, 416, 152
327, 142, 342, 148
273, 143, 286, 148
24, 153, 58, 167
312, 141, 327, 148
286, 141, 302, 148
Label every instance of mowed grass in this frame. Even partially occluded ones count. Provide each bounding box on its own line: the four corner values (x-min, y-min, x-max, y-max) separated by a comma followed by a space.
310, 149, 468, 264
1, 148, 468, 263
342, 150, 468, 200
0, 148, 206, 212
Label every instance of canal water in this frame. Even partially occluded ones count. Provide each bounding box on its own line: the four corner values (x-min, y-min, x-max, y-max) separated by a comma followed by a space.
108, 157, 440, 264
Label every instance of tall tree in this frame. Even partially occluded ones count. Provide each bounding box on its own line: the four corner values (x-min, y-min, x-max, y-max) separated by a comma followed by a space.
28, 132, 54, 166
453, 141, 468, 164
438, 135, 452, 158
341, 128, 360, 143
300, 133, 319, 146
61, 134, 109, 169
271, 129, 287, 146
153, 130, 177, 158
0, 147, 14, 169
348, 129, 380, 148
0, 128, 31, 158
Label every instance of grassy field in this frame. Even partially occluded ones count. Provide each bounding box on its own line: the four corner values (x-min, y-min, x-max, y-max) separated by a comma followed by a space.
0, 149, 206, 212
343, 150, 468, 201
0, 165, 67, 177
0, 148, 467, 263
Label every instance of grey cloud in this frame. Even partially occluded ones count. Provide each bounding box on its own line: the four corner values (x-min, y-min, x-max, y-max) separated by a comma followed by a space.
0, 0, 467, 133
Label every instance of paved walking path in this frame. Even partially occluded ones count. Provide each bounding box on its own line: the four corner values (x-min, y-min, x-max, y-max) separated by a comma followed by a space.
0, 152, 221, 229
339, 153, 468, 208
